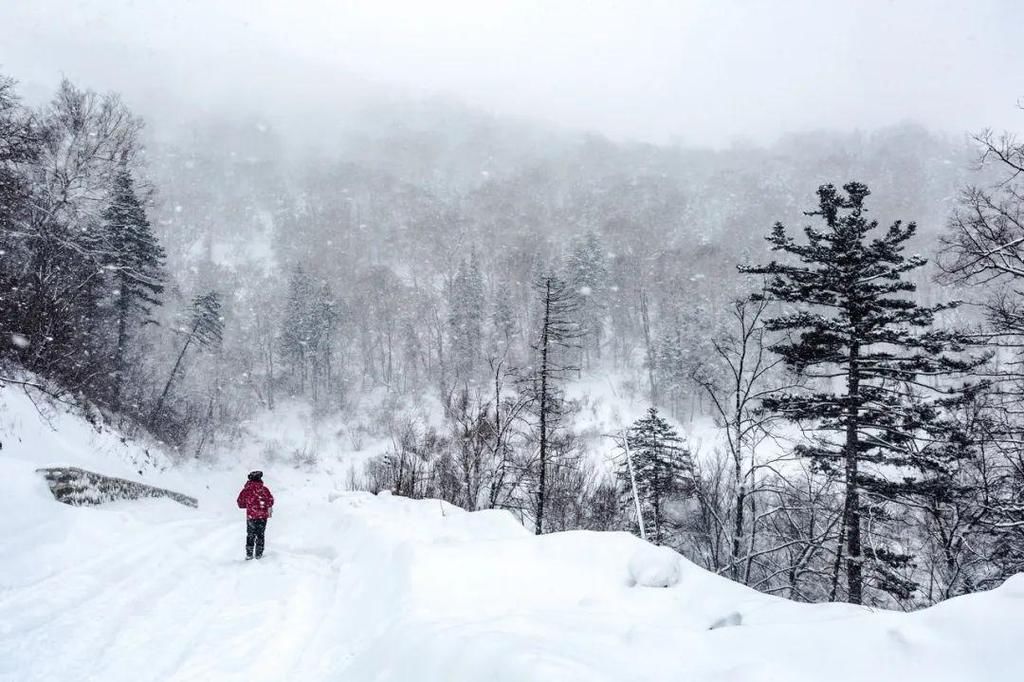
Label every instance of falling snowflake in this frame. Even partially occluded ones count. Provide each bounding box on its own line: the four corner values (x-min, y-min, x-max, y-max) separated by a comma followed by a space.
10, 333, 30, 349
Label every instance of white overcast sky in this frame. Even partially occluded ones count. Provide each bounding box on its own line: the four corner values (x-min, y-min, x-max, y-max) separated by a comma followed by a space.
2, 0, 1023, 145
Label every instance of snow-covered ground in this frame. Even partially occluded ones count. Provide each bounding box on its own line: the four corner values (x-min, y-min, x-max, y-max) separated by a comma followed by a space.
2, 385, 1023, 681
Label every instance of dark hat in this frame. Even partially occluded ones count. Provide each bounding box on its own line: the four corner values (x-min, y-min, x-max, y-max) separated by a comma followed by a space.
248, 470, 263, 481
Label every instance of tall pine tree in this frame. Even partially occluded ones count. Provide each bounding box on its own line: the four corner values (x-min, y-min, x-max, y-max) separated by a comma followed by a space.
278, 266, 339, 400
566, 232, 608, 368
740, 182, 978, 604
307, 281, 339, 404
280, 264, 315, 394
448, 252, 485, 380
490, 281, 518, 360
531, 273, 582, 534
103, 168, 165, 410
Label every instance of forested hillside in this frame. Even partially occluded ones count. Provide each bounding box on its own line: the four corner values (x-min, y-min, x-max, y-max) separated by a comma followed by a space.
3, 71, 1023, 610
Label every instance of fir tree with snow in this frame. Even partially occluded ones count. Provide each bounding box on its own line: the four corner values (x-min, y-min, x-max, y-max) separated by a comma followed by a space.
490, 281, 518, 360
655, 327, 688, 419
566, 232, 608, 368
448, 252, 486, 380
102, 168, 166, 410
279, 264, 316, 394
620, 407, 694, 545
740, 182, 980, 605
306, 281, 339, 404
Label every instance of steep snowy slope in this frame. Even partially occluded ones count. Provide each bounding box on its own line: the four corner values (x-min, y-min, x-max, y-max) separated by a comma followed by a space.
1, 386, 1022, 682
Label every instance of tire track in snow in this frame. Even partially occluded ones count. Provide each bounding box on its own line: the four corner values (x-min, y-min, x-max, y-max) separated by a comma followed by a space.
1, 517, 234, 682
92, 523, 242, 681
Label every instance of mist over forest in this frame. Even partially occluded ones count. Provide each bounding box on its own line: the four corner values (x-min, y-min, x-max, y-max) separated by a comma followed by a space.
4, 1, 1024, 618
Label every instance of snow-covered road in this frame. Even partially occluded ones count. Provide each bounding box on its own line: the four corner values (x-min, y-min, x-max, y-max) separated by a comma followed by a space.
4, 471, 1024, 682
0, 489, 353, 680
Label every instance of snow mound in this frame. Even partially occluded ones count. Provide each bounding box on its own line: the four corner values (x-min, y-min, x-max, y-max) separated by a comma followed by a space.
627, 543, 683, 587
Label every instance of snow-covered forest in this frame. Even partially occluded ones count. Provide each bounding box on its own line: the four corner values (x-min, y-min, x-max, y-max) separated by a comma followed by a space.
4, 67, 1023, 609
3, 3, 1024, 679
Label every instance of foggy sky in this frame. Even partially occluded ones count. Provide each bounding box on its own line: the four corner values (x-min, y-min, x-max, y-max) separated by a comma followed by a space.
2, 0, 1023, 145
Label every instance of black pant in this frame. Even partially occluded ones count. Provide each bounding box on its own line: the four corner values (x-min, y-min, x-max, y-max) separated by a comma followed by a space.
246, 518, 268, 558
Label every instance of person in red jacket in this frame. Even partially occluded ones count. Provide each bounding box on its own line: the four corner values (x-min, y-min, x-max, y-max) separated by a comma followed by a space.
236, 471, 274, 560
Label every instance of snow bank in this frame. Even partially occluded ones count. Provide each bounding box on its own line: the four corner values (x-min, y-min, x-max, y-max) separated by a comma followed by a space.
2, 383, 1023, 681
628, 543, 683, 587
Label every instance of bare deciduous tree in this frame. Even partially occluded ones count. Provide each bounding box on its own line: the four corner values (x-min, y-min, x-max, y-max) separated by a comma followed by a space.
693, 296, 799, 581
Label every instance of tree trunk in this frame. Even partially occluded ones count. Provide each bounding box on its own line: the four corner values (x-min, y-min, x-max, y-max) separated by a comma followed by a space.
623, 433, 646, 541
112, 273, 129, 412
829, 515, 848, 602
844, 343, 863, 604
653, 495, 662, 545
535, 280, 551, 535
744, 468, 758, 584
732, 457, 746, 580
266, 343, 275, 410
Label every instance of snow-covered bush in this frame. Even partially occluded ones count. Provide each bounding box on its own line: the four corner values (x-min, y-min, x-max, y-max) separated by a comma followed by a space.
627, 543, 683, 588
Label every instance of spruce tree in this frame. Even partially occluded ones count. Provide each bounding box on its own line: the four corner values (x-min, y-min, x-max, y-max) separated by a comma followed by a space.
619, 407, 694, 544
279, 265, 315, 393
103, 169, 166, 410
655, 328, 688, 418
307, 281, 338, 403
150, 291, 223, 429
740, 182, 978, 604
448, 253, 485, 380
566, 232, 608, 367
491, 282, 518, 359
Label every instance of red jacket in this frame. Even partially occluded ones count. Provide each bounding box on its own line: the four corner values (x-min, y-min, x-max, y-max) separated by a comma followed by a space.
237, 480, 274, 519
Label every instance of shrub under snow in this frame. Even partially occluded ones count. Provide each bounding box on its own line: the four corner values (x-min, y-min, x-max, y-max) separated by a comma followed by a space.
627, 543, 683, 587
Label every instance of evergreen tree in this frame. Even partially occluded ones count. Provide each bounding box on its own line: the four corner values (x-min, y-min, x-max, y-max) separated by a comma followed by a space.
655, 327, 688, 418
619, 407, 694, 544
278, 267, 339, 401
103, 168, 166, 409
448, 252, 485, 379
401, 318, 424, 391
3, 78, 142, 396
740, 182, 979, 604
0, 75, 39, 366
150, 291, 224, 429
490, 282, 518, 360
307, 281, 339, 404
566, 232, 608, 367
279, 265, 315, 393
530, 273, 582, 534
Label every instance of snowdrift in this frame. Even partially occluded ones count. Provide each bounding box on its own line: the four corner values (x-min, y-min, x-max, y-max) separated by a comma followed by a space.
1, 386, 1022, 681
